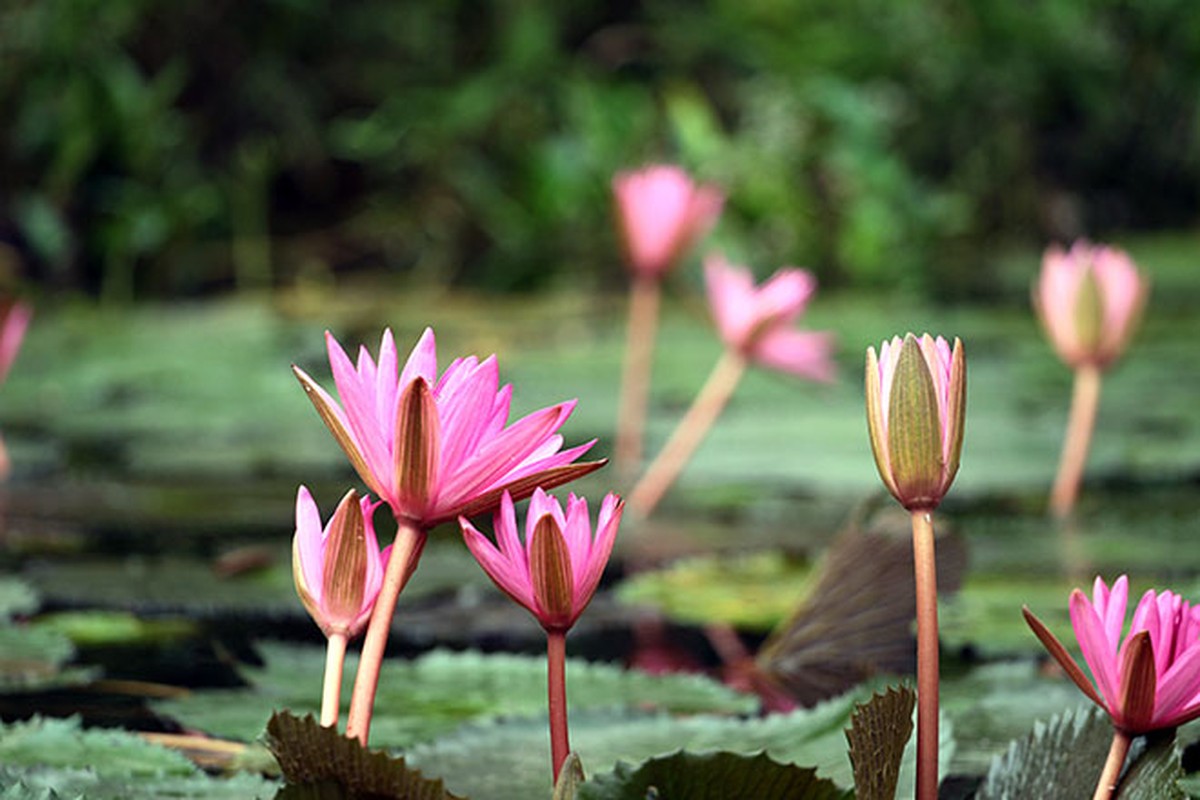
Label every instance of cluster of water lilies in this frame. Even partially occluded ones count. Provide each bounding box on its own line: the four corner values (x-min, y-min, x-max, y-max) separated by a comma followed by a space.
280, 163, 1178, 799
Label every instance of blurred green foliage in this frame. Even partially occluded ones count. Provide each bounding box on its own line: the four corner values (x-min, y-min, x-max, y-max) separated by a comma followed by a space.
2, 0, 1199, 299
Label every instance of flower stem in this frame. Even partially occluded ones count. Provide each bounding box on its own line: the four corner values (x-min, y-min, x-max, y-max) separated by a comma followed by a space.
910, 510, 940, 800
320, 632, 348, 728
546, 629, 570, 782
1093, 729, 1132, 800
1050, 364, 1102, 518
627, 350, 746, 517
615, 275, 662, 479
345, 518, 426, 745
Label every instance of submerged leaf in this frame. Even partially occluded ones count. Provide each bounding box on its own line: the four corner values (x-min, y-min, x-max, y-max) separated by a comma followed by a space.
265, 711, 462, 800
845, 685, 915, 800
577, 751, 852, 800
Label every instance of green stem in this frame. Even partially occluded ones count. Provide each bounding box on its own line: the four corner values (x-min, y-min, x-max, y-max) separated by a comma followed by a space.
627, 350, 746, 518
910, 510, 940, 800
1093, 729, 1132, 800
345, 518, 426, 745
546, 629, 570, 782
1050, 364, 1102, 518
320, 632, 347, 728
615, 275, 662, 479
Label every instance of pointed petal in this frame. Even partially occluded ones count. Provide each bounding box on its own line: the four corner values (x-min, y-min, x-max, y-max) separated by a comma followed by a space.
529, 514, 575, 629
461, 517, 535, 609
322, 489, 369, 631
1152, 643, 1200, 725
395, 377, 441, 520
447, 461, 607, 526
864, 346, 899, 499
1117, 631, 1157, 732
574, 495, 623, 612
1071, 589, 1122, 710
1024, 605, 1106, 708
886, 334, 944, 509
398, 327, 438, 389
294, 364, 389, 503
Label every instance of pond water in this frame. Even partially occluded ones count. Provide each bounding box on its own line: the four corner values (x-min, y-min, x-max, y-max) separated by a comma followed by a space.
1, 263, 1198, 797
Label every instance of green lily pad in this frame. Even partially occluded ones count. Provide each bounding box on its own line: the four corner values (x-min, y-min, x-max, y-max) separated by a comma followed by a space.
0, 624, 97, 692
34, 610, 198, 647
153, 643, 758, 746
0, 578, 37, 621
576, 751, 853, 800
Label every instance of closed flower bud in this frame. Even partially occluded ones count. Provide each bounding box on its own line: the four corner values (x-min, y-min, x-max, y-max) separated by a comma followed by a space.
865, 334, 966, 512
292, 486, 390, 639
1034, 241, 1148, 370
612, 165, 723, 279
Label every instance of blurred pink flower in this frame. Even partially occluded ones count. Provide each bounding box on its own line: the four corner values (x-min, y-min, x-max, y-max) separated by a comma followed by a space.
865, 334, 966, 512
293, 486, 390, 639
613, 165, 723, 279
1034, 241, 1148, 369
705, 255, 835, 380
461, 488, 623, 633
0, 301, 30, 385
294, 328, 602, 526
1025, 575, 1200, 734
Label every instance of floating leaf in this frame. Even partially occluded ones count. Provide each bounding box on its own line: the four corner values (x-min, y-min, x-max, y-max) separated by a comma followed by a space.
975, 705, 1119, 799
0, 624, 96, 692
576, 751, 852, 800
154, 643, 757, 745
755, 512, 966, 706
845, 685, 915, 800
1119, 731, 1185, 800
265, 711, 462, 800
0, 579, 37, 621
407, 687, 883, 800
0, 716, 277, 799
34, 610, 197, 647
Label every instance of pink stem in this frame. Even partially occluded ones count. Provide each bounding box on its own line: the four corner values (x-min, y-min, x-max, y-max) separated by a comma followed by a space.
1050, 364, 1102, 518
320, 632, 348, 728
1092, 729, 1132, 800
345, 518, 426, 745
627, 350, 746, 517
546, 629, 570, 782
615, 275, 662, 479
910, 510, 940, 800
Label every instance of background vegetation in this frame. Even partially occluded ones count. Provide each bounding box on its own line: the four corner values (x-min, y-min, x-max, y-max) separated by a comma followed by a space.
3, 0, 1199, 301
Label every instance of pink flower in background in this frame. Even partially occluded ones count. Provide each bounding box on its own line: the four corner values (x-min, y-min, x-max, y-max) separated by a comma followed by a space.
705, 255, 835, 381
1025, 576, 1200, 734
294, 328, 602, 526
0, 301, 30, 385
461, 488, 623, 632
293, 486, 390, 639
1034, 241, 1149, 369
613, 165, 723, 279
865, 334, 967, 512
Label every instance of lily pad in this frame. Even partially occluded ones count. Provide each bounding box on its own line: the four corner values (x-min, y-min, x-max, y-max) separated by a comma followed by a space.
0, 624, 97, 692
153, 642, 758, 746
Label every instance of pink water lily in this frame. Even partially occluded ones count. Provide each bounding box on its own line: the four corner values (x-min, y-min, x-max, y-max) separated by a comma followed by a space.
293, 486, 390, 639
865, 334, 966, 512
705, 255, 835, 380
461, 488, 623, 633
293, 328, 602, 526
1026, 575, 1200, 734
1035, 241, 1148, 370
613, 165, 723, 279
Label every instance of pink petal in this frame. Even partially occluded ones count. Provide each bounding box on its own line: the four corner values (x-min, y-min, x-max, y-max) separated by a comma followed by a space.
1071, 588, 1122, 711
751, 329, 836, 381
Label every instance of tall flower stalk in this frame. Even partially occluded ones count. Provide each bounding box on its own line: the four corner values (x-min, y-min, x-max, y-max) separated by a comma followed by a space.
611, 166, 723, 477
1034, 242, 1148, 517
461, 489, 623, 782
292, 487, 389, 727
1025, 576, 1200, 800
865, 334, 966, 800
628, 255, 833, 516
294, 328, 603, 744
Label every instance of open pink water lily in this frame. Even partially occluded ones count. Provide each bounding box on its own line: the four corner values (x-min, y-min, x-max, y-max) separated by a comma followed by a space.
613, 165, 723, 279
1034, 241, 1148, 370
0, 300, 31, 386
865, 334, 966, 512
705, 255, 835, 380
294, 328, 603, 527
293, 486, 390, 639
461, 488, 623, 633
1025, 576, 1200, 734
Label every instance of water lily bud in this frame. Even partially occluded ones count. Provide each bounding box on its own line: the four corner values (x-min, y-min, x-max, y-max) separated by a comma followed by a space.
865, 334, 966, 512
1034, 241, 1148, 370
292, 487, 390, 639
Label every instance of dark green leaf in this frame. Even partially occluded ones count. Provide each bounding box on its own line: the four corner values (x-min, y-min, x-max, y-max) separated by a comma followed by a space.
845, 685, 915, 800
265, 711, 463, 800
576, 751, 852, 800
975, 704, 1113, 800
